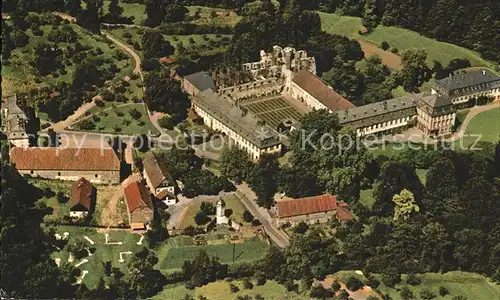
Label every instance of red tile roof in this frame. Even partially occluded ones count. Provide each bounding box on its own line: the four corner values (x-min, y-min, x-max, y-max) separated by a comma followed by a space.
336, 207, 354, 221
10, 147, 120, 171
276, 194, 338, 218
70, 177, 93, 211
124, 181, 153, 213
292, 70, 355, 111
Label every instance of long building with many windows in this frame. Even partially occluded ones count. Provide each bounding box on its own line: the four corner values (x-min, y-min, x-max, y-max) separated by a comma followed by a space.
182, 47, 500, 159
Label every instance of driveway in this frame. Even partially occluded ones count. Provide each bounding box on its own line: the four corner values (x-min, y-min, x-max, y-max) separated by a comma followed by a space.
235, 183, 290, 248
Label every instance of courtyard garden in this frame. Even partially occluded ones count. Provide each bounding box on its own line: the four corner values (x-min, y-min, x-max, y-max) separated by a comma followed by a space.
242, 97, 306, 129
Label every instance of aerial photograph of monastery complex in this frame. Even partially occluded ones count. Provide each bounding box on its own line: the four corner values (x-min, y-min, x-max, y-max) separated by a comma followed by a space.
1, 0, 499, 299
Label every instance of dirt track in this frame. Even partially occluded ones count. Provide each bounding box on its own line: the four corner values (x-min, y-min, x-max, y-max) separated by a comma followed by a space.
358, 40, 402, 70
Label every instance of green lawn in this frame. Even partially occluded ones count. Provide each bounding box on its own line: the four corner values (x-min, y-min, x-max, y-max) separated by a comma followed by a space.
454, 109, 470, 132
48, 226, 146, 289
73, 102, 160, 135
376, 271, 500, 300
103, 0, 146, 25
180, 194, 246, 229
453, 107, 500, 148
156, 236, 269, 271
155, 279, 306, 300
319, 13, 493, 67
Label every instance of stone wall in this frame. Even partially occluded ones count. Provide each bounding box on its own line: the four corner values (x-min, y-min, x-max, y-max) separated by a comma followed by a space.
18, 169, 120, 185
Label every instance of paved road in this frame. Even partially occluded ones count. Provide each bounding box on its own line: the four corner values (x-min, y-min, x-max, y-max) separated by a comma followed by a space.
235, 184, 290, 248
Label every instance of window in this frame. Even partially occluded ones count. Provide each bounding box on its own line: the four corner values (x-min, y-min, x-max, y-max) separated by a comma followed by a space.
30, 170, 34, 174
95, 174, 98, 178
57, 172, 61, 176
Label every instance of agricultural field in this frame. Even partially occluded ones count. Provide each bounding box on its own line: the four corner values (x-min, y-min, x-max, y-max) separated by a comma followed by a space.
2, 21, 133, 97
319, 13, 494, 68
242, 97, 306, 129
72, 102, 160, 136
156, 236, 269, 271
48, 226, 146, 289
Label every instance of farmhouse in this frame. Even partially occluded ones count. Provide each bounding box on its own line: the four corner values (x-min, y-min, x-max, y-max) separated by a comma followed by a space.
434, 69, 500, 105
124, 181, 154, 231
10, 147, 121, 184
69, 177, 95, 219
274, 194, 352, 226
142, 152, 177, 205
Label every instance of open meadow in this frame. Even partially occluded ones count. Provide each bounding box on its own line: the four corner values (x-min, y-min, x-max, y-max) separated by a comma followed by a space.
319, 13, 494, 68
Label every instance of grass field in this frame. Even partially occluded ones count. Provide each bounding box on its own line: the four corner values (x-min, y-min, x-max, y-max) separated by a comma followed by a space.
319, 13, 493, 68
242, 97, 305, 129
103, 0, 146, 25
156, 236, 269, 271
48, 226, 145, 289
453, 107, 500, 148
72, 102, 160, 135
155, 280, 306, 300
377, 271, 500, 300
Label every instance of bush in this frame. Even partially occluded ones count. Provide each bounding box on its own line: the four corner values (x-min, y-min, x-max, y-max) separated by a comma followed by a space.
194, 211, 209, 225
243, 210, 254, 223
200, 201, 216, 215
310, 285, 333, 298
284, 280, 297, 292
128, 108, 142, 120
390, 47, 399, 54
380, 41, 390, 50
229, 283, 239, 293
255, 272, 266, 286
382, 269, 401, 288
122, 32, 132, 39
242, 278, 253, 289
331, 281, 341, 292
420, 288, 436, 300
78, 119, 96, 130
116, 111, 125, 117
346, 276, 364, 291
406, 273, 421, 285
251, 219, 261, 226
158, 116, 175, 129
293, 221, 309, 234
113, 125, 122, 132
439, 286, 449, 296
400, 287, 414, 300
